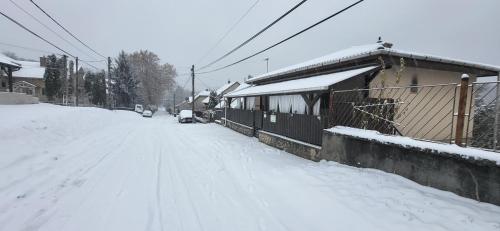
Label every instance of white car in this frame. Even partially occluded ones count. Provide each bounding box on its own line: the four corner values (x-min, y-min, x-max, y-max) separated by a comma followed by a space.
135, 104, 144, 113
142, 110, 153, 118
178, 110, 193, 123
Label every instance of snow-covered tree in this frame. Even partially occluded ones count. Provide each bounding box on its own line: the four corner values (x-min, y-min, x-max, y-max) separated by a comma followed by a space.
128, 50, 176, 106
111, 51, 138, 107
208, 90, 217, 109
84, 71, 107, 106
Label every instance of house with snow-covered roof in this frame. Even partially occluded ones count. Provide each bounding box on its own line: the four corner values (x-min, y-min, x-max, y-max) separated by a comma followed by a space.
202, 81, 241, 107
0, 55, 47, 101
223, 39, 500, 146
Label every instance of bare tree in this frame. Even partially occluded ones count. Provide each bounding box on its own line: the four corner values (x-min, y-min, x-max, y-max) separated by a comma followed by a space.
128, 50, 176, 106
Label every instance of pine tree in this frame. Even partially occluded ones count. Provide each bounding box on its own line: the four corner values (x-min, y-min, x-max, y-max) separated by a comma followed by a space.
43, 55, 62, 101
111, 51, 137, 107
84, 71, 107, 106
208, 90, 218, 109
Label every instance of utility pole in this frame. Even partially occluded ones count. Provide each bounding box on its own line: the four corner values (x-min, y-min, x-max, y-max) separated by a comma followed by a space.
173, 93, 176, 115
75, 57, 79, 106
191, 64, 196, 123
107, 56, 111, 109
62, 55, 68, 104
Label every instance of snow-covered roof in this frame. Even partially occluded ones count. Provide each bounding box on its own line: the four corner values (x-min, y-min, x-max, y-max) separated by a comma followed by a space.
247, 42, 500, 84
226, 66, 378, 97
13, 80, 36, 87
0, 53, 21, 68
215, 82, 238, 96
214, 100, 226, 108
13, 61, 45, 79
230, 82, 249, 93
195, 90, 210, 98
202, 96, 209, 104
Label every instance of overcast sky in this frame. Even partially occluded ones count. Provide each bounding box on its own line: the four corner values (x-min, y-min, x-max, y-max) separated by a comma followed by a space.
1, 0, 499, 91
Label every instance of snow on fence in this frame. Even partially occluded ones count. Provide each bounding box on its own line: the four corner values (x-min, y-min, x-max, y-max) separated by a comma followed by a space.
329, 80, 500, 152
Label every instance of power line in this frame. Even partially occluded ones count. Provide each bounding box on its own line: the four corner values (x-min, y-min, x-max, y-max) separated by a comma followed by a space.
197, 0, 308, 71
0, 11, 101, 70
8, 0, 96, 60
197, 0, 365, 75
196, 0, 261, 65
29, 0, 106, 59
197, 77, 211, 90
0, 10, 74, 58
181, 76, 191, 89
0, 41, 63, 56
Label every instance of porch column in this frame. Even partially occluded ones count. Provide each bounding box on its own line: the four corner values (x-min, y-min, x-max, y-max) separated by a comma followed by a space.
301, 93, 320, 115
7, 67, 13, 92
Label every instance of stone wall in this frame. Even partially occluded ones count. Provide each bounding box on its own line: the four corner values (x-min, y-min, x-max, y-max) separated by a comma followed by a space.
222, 119, 254, 137
258, 130, 321, 161
320, 129, 500, 206
0, 92, 39, 104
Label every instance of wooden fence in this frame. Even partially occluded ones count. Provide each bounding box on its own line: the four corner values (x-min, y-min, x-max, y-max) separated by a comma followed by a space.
225, 109, 325, 146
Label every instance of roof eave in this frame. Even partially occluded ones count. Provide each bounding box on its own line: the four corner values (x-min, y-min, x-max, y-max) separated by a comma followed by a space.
247, 49, 500, 84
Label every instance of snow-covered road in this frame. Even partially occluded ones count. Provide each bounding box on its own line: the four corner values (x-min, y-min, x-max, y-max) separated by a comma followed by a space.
1, 104, 499, 231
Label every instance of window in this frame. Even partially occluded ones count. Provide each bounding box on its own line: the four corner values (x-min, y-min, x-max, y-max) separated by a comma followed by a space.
1, 81, 5, 88
410, 75, 418, 93
42, 88, 45, 95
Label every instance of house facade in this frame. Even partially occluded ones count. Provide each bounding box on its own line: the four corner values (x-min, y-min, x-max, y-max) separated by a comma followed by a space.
203, 81, 241, 108
223, 40, 500, 146
0, 55, 47, 101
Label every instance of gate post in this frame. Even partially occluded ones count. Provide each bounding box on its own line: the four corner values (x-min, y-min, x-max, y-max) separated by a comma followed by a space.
328, 89, 334, 127
494, 72, 500, 150
455, 74, 469, 146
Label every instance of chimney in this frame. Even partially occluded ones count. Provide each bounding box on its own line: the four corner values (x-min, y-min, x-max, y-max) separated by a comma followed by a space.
39, 56, 47, 67
376, 37, 393, 49
227, 80, 230, 84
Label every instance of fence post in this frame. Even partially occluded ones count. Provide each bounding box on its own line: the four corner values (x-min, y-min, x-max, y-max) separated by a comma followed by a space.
328, 89, 334, 127
455, 74, 469, 146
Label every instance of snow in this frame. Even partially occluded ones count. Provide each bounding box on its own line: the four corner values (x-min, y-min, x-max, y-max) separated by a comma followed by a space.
179, 109, 192, 118
13, 60, 45, 79
195, 90, 210, 99
329, 126, 500, 165
214, 100, 226, 108
226, 82, 250, 94
0, 104, 499, 231
226, 66, 377, 97
0, 53, 21, 67
202, 96, 210, 104
215, 82, 238, 96
248, 42, 500, 84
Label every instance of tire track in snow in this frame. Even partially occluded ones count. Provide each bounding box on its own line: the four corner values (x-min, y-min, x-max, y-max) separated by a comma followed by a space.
14, 126, 140, 231
156, 145, 165, 231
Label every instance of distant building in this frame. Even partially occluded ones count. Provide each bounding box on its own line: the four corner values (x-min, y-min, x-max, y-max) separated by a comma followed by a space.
202, 81, 241, 108
0, 55, 47, 101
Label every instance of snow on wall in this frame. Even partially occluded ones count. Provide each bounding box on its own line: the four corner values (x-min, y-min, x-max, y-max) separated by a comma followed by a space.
328, 126, 500, 165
